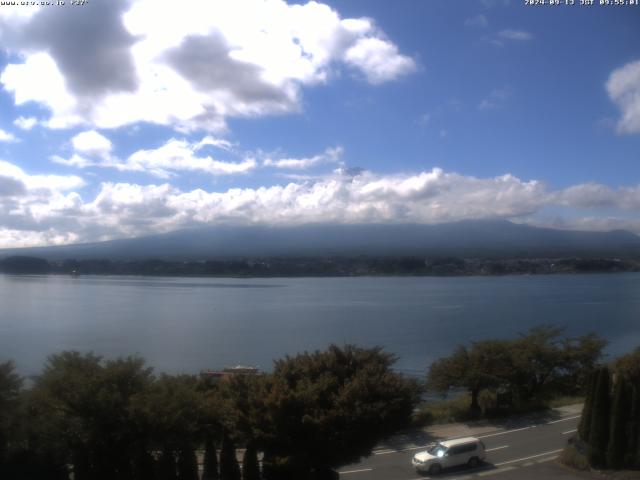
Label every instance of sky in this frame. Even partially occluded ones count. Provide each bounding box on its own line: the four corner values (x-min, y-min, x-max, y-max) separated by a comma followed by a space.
0, 0, 638, 247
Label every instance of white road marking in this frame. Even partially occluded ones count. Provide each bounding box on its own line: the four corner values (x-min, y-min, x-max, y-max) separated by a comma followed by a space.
485, 445, 509, 452
478, 466, 516, 476
562, 429, 577, 435
373, 444, 426, 455
495, 449, 563, 466
547, 415, 581, 424
536, 455, 559, 463
477, 425, 535, 439
339, 468, 373, 475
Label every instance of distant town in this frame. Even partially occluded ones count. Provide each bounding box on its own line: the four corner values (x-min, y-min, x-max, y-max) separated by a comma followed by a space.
1, 255, 638, 277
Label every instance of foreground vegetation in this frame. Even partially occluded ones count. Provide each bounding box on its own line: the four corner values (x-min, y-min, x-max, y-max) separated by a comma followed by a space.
0, 345, 420, 480
562, 347, 640, 472
425, 326, 606, 419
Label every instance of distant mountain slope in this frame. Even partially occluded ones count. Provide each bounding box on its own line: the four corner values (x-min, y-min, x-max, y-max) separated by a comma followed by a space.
2, 220, 640, 260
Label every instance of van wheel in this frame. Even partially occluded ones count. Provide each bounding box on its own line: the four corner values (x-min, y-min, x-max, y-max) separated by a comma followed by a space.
428, 464, 442, 475
468, 456, 480, 468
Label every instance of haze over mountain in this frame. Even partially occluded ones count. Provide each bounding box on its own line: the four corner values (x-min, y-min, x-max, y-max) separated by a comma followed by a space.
1, 220, 639, 261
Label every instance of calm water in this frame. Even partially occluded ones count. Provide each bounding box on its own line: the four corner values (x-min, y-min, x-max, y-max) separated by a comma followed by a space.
1, 273, 640, 377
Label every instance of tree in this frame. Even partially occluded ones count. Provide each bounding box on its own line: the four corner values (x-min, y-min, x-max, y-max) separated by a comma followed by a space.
588, 367, 611, 468
220, 433, 241, 480
131, 374, 205, 480
31, 352, 154, 480
259, 345, 420, 479
177, 447, 199, 480
578, 371, 598, 442
242, 443, 260, 480
607, 375, 630, 468
202, 436, 219, 480
614, 347, 640, 384
625, 385, 640, 469
427, 326, 607, 415
427, 341, 512, 416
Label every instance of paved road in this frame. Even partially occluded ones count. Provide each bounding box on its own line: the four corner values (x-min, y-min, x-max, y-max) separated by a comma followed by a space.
339, 412, 581, 480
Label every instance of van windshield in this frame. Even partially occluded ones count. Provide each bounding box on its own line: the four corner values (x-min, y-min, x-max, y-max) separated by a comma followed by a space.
427, 443, 447, 457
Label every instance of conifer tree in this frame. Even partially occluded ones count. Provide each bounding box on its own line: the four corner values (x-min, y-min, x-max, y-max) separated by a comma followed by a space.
578, 370, 597, 442
177, 447, 199, 480
606, 376, 629, 468
202, 436, 219, 480
625, 386, 640, 469
220, 434, 241, 480
242, 443, 260, 480
588, 367, 611, 468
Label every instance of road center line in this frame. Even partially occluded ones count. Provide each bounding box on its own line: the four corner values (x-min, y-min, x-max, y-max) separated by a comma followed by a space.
485, 445, 509, 452
339, 468, 373, 475
495, 448, 563, 466
562, 429, 577, 435
478, 465, 516, 476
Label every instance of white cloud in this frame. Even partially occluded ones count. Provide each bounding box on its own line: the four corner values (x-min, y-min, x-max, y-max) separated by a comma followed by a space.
13, 116, 38, 130
499, 29, 533, 41
71, 130, 113, 158
465, 14, 488, 28
0, 129, 17, 143
0, 160, 84, 193
0, 166, 639, 247
125, 139, 257, 178
343, 37, 416, 84
0, 0, 416, 132
264, 146, 343, 170
54, 135, 257, 178
478, 87, 512, 110
606, 59, 640, 134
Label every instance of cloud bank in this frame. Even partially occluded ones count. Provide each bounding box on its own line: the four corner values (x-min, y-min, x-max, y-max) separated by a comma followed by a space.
0, 164, 638, 247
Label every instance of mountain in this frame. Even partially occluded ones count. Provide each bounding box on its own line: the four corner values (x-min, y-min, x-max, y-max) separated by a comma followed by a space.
2, 220, 640, 260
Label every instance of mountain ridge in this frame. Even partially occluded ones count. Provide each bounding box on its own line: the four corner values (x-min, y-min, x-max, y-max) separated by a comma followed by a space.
2, 220, 640, 260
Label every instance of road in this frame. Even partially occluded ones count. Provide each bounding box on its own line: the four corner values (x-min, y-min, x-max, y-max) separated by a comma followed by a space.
338, 412, 582, 480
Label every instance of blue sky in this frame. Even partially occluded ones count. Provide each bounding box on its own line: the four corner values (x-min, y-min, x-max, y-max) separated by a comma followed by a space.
0, 0, 638, 247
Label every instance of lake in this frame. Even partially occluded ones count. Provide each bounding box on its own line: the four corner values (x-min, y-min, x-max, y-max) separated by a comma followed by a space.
1, 273, 639, 377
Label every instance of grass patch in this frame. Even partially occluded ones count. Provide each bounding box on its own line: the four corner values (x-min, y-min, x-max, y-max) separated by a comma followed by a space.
546, 395, 584, 408
560, 442, 590, 471
413, 392, 585, 426
413, 394, 474, 425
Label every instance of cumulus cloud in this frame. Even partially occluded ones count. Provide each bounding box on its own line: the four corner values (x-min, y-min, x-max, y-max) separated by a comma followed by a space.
606, 59, 640, 134
0, 165, 639, 247
13, 116, 38, 130
0, 0, 416, 132
478, 87, 512, 110
0, 129, 17, 142
465, 14, 488, 28
54, 136, 257, 178
499, 29, 533, 41
264, 146, 343, 170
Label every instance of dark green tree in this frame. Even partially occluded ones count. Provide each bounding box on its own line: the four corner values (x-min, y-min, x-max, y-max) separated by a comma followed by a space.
131, 374, 204, 480
607, 376, 630, 468
220, 433, 241, 480
614, 347, 640, 384
242, 442, 260, 480
177, 447, 199, 480
624, 385, 640, 469
260, 345, 420, 478
428, 341, 512, 416
588, 367, 611, 468
202, 436, 219, 480
0, 361, 22, 466
578, 371, 598, 442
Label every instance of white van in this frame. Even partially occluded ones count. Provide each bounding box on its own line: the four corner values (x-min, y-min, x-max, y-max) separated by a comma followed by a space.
412, 437, 486, 474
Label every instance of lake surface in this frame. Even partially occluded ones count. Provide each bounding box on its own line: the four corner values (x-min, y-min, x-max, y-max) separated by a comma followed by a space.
1, 273, 640, 377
